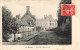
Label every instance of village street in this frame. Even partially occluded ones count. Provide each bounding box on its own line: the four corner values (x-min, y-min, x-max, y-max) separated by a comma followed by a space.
2, 1, 72, 45
32, 31, 71, 45
3, 31, 71, 45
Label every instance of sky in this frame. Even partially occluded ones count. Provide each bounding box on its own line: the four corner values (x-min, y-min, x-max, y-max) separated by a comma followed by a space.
2, 0, 61, 19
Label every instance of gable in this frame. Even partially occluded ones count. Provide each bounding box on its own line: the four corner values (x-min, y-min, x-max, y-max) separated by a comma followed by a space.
20, 13, 35, 26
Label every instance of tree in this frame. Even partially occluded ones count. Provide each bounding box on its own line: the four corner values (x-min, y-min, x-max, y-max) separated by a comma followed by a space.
58, 0, 71, 29
53, 0, 72, 36
2, 6, 18, 41
58, 0, 71, 27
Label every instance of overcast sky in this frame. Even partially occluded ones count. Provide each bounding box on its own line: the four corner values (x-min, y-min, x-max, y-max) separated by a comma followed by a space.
2, 0, 61, 19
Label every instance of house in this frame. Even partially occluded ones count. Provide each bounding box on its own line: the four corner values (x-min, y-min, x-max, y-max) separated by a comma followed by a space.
16, 6, 36, 32
36, 15, 57, 31
15, 6, 36, 40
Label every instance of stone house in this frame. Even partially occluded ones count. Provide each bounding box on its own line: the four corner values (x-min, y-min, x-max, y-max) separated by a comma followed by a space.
15, 6, 36, 40
36, 15, 57, 31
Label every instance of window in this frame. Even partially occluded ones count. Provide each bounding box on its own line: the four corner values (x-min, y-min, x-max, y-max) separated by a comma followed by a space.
50, 21, 51, 25
50, 22, 54, 26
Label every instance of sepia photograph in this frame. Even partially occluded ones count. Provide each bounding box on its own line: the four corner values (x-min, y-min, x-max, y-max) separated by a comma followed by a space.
2, 0, 72, 45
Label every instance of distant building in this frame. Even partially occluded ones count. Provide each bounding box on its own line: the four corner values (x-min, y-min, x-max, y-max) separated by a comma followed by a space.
36, 15, 57, 30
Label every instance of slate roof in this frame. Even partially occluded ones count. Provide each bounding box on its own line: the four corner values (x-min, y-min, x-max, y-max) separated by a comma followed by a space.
16, 6, 36, 26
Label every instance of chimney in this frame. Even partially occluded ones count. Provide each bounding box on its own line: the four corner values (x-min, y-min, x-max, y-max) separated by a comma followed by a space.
16, 14, 20, 19
26, 6, 30, 12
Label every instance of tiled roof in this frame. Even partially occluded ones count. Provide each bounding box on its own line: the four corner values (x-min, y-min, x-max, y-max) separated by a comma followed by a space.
16, 6, 36, 26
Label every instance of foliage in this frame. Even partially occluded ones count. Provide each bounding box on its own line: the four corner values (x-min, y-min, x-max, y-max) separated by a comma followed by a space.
53, 0, 72, 36
58, 0, 71, 27
2, 6, 18, 41
64, 22, 71, 35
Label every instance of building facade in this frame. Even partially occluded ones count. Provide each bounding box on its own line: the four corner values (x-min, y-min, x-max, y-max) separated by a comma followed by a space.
36, 15, 57, 30
15, 6, 36, 40
16, 6, 36, 32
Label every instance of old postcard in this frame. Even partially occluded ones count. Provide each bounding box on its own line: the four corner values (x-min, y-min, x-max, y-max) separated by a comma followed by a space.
0, 0, 80, 50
